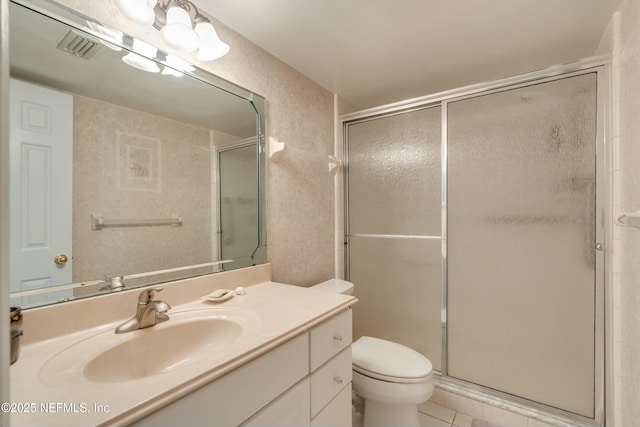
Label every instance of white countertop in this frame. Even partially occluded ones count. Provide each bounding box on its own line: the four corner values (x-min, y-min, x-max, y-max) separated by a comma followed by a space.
10, 281, 356, 427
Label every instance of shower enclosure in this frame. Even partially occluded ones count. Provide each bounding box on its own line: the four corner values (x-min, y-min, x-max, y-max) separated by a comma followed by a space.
344, 64, 605, 425
218, 142, 259, 269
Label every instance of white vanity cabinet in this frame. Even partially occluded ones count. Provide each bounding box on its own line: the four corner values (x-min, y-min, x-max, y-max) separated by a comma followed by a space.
131, 309, 353, 427
309, 309, 353, 426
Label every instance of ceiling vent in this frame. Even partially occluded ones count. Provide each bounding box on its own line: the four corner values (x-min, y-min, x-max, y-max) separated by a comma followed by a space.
56, 30, 103, 59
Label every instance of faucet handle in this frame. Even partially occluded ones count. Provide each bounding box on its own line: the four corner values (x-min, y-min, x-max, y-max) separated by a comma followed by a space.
138, 287, 164, 304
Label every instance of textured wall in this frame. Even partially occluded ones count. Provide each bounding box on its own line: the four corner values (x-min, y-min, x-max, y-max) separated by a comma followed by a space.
618, 0, 640, 423
55, 0, 337, 286
73, 95, 212, 281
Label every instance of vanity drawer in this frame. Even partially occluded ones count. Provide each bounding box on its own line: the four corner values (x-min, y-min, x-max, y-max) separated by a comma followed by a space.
309, 309, 352, 371
311, 384, 352, 427
242, 378, 310, 427
310, 347, 352, 417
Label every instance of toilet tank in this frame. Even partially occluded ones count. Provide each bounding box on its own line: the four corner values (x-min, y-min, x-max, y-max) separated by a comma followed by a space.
310, 278, 354, 295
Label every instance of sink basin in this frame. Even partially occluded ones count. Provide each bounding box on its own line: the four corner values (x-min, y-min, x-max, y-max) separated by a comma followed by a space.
84, 317, 242, 383
39, 307, 260, 385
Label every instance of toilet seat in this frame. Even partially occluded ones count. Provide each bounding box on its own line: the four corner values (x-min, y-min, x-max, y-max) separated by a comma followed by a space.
352, 336, 433, 384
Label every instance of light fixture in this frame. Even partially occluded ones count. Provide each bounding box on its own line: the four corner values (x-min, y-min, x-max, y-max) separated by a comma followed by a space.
194, 21, 229, 61
112, 0, 230, 61
161, 6, 199, 51
113, 0, 157, 26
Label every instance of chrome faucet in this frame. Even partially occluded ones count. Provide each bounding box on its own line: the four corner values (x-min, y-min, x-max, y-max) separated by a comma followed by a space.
115, 288, 171, 334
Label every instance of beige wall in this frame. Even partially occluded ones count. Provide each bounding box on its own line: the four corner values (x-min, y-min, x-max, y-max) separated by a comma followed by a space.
72, 95, 212, 282
617, 0, 640, 424
56, 0, 338, 286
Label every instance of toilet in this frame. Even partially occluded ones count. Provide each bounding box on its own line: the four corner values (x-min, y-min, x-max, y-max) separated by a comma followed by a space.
310, 279, 434, 427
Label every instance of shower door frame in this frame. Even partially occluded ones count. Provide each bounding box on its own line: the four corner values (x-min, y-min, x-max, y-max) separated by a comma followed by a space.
343, 56, 609, 427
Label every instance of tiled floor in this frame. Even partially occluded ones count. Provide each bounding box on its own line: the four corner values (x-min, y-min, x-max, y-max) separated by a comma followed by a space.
418, 401, 482, 427
352, 388, 567, 427
352, 401, 482, 427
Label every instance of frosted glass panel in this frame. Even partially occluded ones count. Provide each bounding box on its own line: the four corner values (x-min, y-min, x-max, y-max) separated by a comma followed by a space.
349, 236, 442, 371
447, 74, 597, 417
346, 106, 442, 370
219, 144, 258, 267
347, 107, 441, 236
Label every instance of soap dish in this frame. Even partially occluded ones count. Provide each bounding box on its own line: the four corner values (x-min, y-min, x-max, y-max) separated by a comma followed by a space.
202, 288, 234, 302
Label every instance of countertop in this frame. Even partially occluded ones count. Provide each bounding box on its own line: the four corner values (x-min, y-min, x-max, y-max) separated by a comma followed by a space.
9, 281, 356, 427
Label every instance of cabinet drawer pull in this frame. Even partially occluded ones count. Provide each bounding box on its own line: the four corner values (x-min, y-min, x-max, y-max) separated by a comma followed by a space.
333, 334, 343, 342
333, 376, 343, 385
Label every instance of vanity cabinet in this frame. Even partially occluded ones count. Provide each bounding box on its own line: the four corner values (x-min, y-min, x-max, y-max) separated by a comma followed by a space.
309, 309, 353, 425
242, 378, 311, 427
131, 309, 353, 427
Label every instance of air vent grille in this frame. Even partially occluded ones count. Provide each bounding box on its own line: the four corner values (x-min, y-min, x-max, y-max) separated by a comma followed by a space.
56, 30, 103, 59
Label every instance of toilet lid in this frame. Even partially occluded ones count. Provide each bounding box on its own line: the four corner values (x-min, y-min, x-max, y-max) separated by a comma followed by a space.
352, 336, 432, 383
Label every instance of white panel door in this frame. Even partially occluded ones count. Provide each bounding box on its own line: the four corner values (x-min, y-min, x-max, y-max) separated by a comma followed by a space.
9, 79, 73, 304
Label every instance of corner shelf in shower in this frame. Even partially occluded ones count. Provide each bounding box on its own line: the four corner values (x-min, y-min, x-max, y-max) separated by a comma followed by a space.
268, 137, 341, 174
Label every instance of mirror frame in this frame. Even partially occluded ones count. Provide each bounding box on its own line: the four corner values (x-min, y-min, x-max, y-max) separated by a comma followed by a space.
8, 0, 267, 308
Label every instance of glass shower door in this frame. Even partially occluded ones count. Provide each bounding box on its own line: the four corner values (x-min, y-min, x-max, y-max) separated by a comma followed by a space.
219, 143, 258, 268
346, 106, 442, 370
446, 73, 599, 417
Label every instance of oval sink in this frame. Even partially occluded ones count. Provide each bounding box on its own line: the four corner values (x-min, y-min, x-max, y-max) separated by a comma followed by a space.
84, 317, 242, 383
39, 307, 260, 385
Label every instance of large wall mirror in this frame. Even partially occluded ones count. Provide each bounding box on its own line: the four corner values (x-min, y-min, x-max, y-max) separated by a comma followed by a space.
8, 0, 267, 309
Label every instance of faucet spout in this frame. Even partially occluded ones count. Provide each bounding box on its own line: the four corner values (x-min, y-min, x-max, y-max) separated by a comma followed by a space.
139, 300, 171, 329
115, 288, 171, 334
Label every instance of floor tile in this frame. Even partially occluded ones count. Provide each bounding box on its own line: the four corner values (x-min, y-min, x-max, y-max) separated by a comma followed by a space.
419, 401, 456, 423
453, 412, 474, 427
420, 412, 453, 427
483, 404, 528, 427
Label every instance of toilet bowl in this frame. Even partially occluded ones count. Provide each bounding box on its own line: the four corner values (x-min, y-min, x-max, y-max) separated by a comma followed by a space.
352, 336, 433, 427
310, 279, 434, 427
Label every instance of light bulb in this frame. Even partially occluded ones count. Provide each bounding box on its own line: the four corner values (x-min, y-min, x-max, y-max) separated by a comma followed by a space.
113, 0, 157, 26
195, 22, 230, 61
160, 7, 199, 52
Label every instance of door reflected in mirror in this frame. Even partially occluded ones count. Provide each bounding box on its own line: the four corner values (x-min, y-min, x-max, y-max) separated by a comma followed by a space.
8, 0, 266, 309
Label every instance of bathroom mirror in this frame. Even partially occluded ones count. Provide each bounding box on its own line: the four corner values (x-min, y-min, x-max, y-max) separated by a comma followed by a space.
8, 0, 266, 309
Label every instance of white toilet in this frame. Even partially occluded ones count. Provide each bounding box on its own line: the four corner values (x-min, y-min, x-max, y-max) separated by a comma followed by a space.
311, 279, 434, 427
